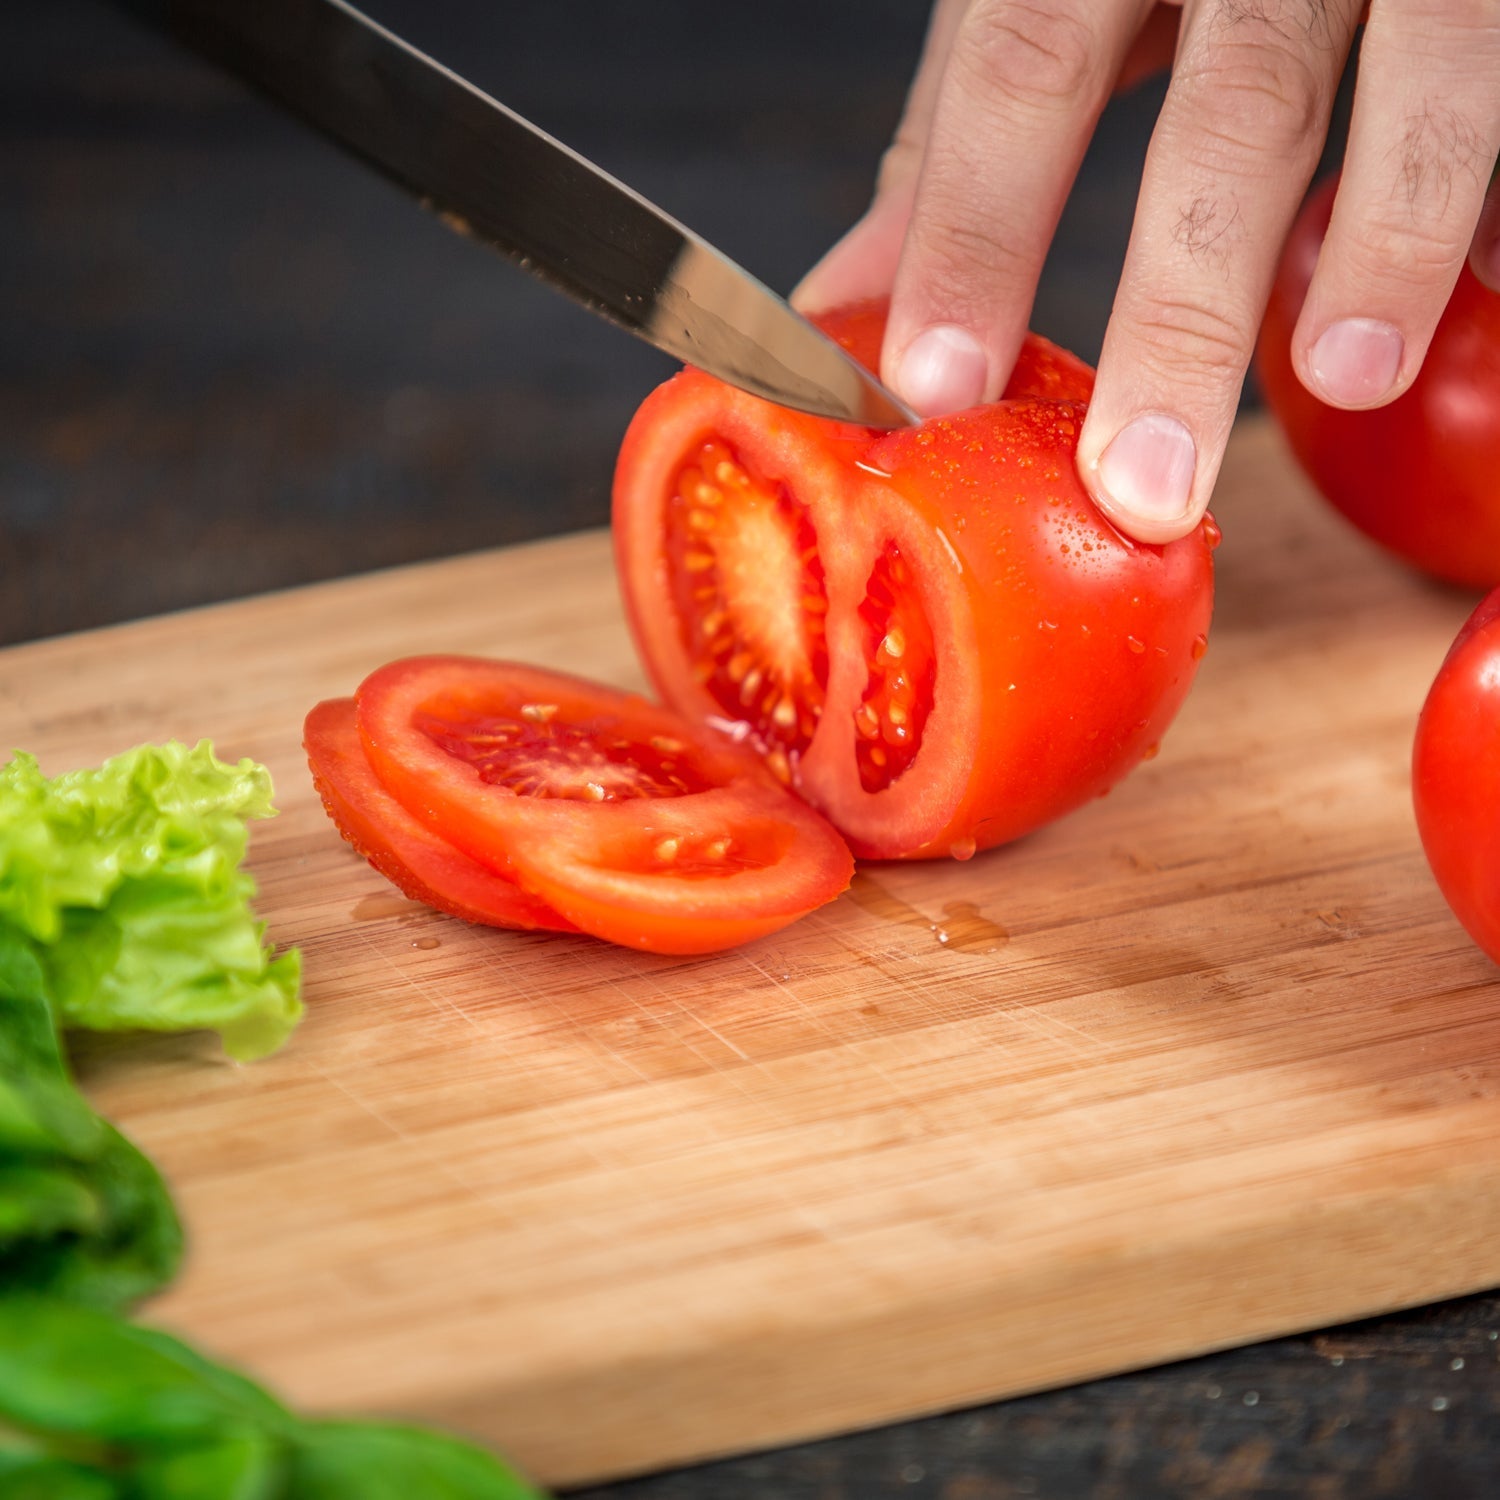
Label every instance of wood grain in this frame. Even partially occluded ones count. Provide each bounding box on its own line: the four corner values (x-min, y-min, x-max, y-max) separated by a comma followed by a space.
6, 419, 1498, 1488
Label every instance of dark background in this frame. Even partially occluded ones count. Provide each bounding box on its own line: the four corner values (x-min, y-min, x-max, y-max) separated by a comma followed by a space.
8, 3, 1500, 1496
2, 0, 1182, 648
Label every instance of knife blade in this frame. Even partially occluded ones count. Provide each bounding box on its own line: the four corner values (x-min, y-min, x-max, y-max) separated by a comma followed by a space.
116, 0, 917, 429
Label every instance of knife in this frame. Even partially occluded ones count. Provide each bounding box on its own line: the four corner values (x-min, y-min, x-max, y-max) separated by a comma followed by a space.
115, 0, 917, 429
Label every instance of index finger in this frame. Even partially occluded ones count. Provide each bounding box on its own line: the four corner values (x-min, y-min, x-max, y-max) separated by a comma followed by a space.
1076, 0, 1361, 541
880, 0, 1156, 416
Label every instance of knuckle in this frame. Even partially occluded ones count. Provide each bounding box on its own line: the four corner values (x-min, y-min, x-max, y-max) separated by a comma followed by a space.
1120, 294, 1252, 387
1172, 30, 1329, 167
955, 0, 1102, 111
1342, 212, 1470, 292
912, 211, 1031, 290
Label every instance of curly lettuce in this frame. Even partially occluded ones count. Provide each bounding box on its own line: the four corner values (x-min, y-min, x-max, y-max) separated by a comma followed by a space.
0, 742, 301, 1061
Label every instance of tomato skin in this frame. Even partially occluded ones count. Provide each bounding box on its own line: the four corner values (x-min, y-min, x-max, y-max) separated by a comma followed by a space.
1413, 589, 1500, 963
352, 656, 853, 955
1257, 174, 1500, 588
613, 301, 1215, 860
304, 697, 577, 932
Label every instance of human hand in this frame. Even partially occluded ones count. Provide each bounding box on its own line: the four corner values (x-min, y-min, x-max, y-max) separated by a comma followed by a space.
793, 1, 1500, 544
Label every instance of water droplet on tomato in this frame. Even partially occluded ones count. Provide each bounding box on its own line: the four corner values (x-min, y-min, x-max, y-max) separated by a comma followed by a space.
1203, 515, 1223, 550
1191, 633, 1208, 660
1127, 636, 1145, 654
950, 837, 977, 861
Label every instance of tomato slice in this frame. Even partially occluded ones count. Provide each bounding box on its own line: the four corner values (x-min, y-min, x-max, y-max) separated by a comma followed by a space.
613, 298, 1217, 860
352, 656, 853, 954
305, 696, 577, 932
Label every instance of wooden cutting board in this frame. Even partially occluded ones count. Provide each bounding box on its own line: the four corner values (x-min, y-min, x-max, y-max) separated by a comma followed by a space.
8, 418, 1500, 1488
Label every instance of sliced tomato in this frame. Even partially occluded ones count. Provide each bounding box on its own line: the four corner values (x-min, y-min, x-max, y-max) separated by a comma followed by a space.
351, 656, 853, 954
305, 696, 577, 932
613, 297, 1216, 860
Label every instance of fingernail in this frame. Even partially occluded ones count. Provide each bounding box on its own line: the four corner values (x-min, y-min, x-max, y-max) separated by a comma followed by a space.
1094, 412, 1197, 526
1307, 318, 1404, 407
895, 325, 988, 416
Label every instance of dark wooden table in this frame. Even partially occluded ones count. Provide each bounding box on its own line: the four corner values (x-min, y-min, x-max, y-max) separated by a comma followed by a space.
6, 2, 1500, 1494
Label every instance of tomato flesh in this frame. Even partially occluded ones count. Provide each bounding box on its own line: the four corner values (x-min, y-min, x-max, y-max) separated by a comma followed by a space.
414, 707, 711, 800
304, 697, 575, 932
668, 436, 831, 782
613, 298, 1216, 860
351, 656, 853, 954
854, 543, 935, 793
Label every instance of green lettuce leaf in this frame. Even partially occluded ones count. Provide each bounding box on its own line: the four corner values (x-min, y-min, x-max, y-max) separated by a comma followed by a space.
0, 1299, 548, 1499
0, 742, 301, 1061
0, 927, 183, 1311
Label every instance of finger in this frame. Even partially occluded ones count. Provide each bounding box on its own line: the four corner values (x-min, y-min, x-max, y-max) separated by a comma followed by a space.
791, 0, 970, 313
1077, 0, 1361, 542
1295, 3, 1500, 407
881, 0, 1155, 416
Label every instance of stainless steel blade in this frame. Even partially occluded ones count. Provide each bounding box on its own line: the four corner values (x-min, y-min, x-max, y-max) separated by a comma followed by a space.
119, 0, 917, 428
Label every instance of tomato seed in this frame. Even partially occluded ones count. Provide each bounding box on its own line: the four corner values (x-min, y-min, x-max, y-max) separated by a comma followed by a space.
668, 436, 829, 763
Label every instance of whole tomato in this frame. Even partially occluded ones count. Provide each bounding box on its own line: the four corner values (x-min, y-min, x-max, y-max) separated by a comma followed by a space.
613, 299, 1217, 861
1413, 588, 1500, 963
1256, 175, 1500, 588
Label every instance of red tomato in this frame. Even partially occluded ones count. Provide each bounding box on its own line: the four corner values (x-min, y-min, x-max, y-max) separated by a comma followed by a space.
612, 298, 1217, 860
305, 696, 577, 932
350, 656, 853, 954
1413, 588, 1500, 963
1257, 174, 1500, 588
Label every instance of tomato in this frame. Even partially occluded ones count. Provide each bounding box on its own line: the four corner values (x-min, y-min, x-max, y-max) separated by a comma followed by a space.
1413, 588, 1500, 963
612, 298, 1217, 860
348, 656, 852, 954
1257, 174, 1500, 589
305, 696, 577, 932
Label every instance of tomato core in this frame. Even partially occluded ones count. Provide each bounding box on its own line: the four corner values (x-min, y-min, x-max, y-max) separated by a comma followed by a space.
855, 544, 936, 793
668, 438, 829, 781
414, 709, 711, 801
